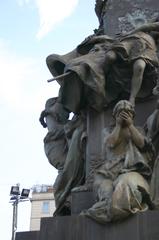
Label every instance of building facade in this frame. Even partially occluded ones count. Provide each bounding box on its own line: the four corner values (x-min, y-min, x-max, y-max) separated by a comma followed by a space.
30, 185, 55, 231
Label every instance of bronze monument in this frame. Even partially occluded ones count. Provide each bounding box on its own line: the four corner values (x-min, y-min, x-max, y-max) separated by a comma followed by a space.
37, 1, 159, 239
15, 1, 159, 240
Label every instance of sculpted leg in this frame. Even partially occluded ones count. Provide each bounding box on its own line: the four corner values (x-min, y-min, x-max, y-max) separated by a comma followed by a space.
129, 59, 146, 106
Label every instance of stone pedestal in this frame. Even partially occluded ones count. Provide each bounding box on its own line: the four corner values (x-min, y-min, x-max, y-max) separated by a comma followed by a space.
16, 211, 159, 240
16, 231, 39, 240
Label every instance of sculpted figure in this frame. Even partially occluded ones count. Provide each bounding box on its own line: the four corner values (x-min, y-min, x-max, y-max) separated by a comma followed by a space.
40, 98, 86, 215
39, 97, 68, 170
81, 100, 155, 223
54, 114, 86, 216
47, 21, 159, 114
144, 99, 159, 207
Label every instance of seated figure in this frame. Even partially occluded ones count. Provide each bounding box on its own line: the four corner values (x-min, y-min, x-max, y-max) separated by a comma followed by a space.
46, 21, 159, 113
81, 100, 155, 223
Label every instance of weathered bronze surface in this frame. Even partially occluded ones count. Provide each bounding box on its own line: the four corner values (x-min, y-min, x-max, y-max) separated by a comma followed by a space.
40, 0, 159, 223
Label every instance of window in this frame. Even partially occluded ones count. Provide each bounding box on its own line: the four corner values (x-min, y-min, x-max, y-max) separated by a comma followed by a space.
42, 201, 49, 214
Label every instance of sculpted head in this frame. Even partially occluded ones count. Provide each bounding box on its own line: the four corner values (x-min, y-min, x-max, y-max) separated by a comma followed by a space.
45, 97, 69, 124
113, 100, 135, 119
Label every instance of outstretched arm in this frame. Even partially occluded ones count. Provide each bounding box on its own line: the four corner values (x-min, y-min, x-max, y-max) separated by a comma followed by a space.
39, 110, 49, 128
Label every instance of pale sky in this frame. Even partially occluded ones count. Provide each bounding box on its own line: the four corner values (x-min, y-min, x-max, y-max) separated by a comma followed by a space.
0, 1, 98, 239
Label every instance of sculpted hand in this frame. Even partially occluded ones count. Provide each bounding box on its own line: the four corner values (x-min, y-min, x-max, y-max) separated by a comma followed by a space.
116, 114, 123, 126
118, 111, 133, 127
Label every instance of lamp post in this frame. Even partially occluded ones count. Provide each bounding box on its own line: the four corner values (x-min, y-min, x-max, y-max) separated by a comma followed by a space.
10, 184, 30, 240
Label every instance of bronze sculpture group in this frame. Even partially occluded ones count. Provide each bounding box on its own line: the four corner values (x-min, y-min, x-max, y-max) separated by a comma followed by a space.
40, 16, 159, 223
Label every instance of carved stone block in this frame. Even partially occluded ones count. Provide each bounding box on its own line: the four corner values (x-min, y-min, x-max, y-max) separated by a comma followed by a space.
103, 0, 159, 35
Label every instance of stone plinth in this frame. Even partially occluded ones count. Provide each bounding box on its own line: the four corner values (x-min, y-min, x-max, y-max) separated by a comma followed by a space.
39, 211, 159, 240
16, 211, 159, 240
15, 231, 40, 240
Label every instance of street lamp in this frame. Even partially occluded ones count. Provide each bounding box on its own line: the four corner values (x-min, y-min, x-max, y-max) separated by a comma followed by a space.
9, 184, 30, 240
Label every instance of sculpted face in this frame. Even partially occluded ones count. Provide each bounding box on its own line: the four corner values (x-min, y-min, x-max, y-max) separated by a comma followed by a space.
113, 100, 135, 120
